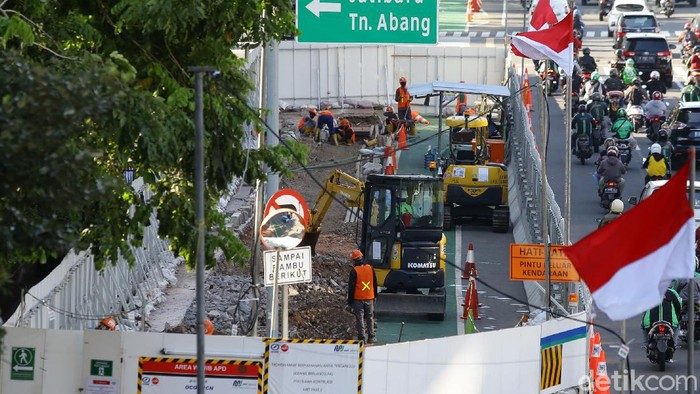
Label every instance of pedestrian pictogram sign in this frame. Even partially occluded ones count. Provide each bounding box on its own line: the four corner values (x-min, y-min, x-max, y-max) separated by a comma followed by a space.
11, 347, 35, 380
509, 244, 580, 282
91, 359, 114, 377
264, 189, 310, 227
296, 0, 438, 44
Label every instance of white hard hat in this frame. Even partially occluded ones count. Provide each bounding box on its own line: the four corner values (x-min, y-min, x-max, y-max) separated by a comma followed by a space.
611, 199, 624, 214
651, 143, 661, 155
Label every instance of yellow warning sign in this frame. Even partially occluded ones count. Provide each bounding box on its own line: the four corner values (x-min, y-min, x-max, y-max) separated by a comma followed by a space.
509, 244, 579, 282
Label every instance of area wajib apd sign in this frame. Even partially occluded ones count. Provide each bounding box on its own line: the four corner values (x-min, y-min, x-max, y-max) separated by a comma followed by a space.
298, 0, 438, 44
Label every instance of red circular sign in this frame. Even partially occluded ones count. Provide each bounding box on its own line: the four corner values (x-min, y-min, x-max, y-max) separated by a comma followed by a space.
263, 189, 310, 227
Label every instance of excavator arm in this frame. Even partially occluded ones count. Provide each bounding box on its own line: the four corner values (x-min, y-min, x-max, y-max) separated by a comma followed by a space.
299, 170, 365, 254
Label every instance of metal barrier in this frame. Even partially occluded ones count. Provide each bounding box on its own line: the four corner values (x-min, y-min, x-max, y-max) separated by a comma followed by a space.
504, 61, 591, 315
4, 179, 180, 330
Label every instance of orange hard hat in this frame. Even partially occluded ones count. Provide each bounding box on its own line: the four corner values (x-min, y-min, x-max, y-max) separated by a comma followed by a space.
309, 108, 317, 115
386, 106, 394, 113
399, 76, 407, 83
204, 319, 214, 335
99, 317, 117, 331
351, 249, 363, 261
340, 118, 350, 127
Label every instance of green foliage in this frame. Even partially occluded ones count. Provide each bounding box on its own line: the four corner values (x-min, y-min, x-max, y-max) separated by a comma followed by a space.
0, 0, 301, 292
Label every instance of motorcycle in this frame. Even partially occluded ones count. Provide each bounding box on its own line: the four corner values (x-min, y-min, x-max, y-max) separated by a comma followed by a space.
678, 308, 700, 345
614, 137, 632, 168
576, 135, 593, 165
591, 119, 604, 152
627, 105, 645, 132
661, 0, 674, 18
682, 41, 694, 65
646, 115, 666, 142
607, 90, 624, 122
599, 0, 611, 21
599, 179, 621, 209
645, 321, 675, 371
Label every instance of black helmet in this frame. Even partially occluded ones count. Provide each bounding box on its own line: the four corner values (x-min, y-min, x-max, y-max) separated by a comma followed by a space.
694, 46, 700, 54
633, 77, 641, 85
658, 129, 668, 142
578, 104, 586, 113
583, 47, 591, 55
592, 92, 602, 101
609, 69, 618, 78
615, 49, 624, 58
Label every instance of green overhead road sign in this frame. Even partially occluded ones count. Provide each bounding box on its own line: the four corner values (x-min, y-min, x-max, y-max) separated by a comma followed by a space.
297, 0, 438, 44
11, 347, 35, 381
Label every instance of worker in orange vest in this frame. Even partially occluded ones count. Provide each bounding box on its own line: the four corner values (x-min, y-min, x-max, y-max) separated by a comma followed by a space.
347, 250, 377, 344
455, 81, 468, 114
395, 76, 413, 122
337, 118, 355, 145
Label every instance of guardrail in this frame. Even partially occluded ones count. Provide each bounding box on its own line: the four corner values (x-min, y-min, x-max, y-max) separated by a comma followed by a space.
504, 60, 591, 315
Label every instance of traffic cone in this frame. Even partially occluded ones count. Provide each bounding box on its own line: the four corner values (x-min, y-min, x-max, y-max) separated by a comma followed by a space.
385, 155, 395, 175
589, 332, 602, 381
594, 350, 611, 394
467, 0, 473, 22
397, 125, 408, 150
462, 243, 476, 279
461, 277, 480, 320
412, 110, 430, 124
464, 309, 478, 334
522, 70, 533, 112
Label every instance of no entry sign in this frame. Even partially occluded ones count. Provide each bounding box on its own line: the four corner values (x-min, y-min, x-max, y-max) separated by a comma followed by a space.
264, 189, 310, 226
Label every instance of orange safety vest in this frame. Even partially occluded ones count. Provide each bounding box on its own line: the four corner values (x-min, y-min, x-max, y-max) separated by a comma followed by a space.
353, 264, 375, 300
396, 87, 411, 109
319, 110, 334, 117
455, 93, 468, 112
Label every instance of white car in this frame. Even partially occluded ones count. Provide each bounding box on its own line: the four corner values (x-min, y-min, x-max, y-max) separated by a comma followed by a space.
607, 0, 650, 37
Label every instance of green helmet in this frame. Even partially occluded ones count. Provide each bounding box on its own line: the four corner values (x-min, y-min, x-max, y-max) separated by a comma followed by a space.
591, 71, 600, 82
625, 58, 635, 66
617, 108, 627, 118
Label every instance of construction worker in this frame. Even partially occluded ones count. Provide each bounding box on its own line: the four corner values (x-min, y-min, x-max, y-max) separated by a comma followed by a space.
395, 76, 413, 121
96, 317, 117, 331
316, 106, 336, 143
455, 81, 468, 114
297, 108, 317, 136
347, 250, 377, 344
337, 118, 355, 145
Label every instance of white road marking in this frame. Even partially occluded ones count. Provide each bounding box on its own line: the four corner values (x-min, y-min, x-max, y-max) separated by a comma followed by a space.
481, 31, 489, 38
586, 31, 595, 38
469, 31, 478, 38
495, 31, 505, 38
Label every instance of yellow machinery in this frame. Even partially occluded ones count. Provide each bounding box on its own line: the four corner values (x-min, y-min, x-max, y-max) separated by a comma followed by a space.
299, 171, 447, 320
442, 107, 509, 232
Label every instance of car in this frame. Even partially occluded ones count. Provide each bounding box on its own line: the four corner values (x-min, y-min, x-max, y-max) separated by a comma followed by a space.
607, 0, 649, 38
666, 101, 700, 169
618, 33, 675, 87
613, 12, 659, 49
629, 180, 700, 227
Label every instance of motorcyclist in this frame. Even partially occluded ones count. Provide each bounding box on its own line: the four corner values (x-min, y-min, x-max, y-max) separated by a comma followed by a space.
644, 91, 667, 127
645, 71, 667, 97
587, 92, 608, 134
681, 76, 700, 102
583, 72, 606, 102
641, 287, 682, 345
578, 48, 597, 72
597, 146, 626, 194
572, 104, 594, 154
594, 138, 616, 186
622, 59, 639, 86
642, 143, 670, 183
678, 22, 697, 48
657, 129, 674, 165
604, 69, 625, 92
611, 108, 638, 151
624, 77, 648, 106
573, 9, 585, 36
598, 199, 624, 228
688, 46, 700, 71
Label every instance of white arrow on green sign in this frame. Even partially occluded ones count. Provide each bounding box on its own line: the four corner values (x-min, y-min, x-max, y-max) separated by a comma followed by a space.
297, 0, 438, 44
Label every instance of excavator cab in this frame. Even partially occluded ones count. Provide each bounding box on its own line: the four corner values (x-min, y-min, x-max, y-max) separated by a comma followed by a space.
361, 174, 446, 320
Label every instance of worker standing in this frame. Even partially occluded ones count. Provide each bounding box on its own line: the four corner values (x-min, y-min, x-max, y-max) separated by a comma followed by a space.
347, 250, 377, 344
395, 76, 413, 121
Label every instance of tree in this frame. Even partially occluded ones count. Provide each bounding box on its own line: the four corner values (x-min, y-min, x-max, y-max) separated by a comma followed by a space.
0, 0, 303, 316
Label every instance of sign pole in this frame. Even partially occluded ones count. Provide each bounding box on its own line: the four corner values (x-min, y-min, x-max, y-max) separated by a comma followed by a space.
688, 148, 696, 394
269, 249, 282, 337
539, 81, 551, 320
282, 284, 289, 338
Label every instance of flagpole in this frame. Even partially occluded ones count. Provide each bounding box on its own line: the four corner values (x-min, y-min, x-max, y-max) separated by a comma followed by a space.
688, 149, 696, 394
520, 2, 527, 77
540, 79, 551, 320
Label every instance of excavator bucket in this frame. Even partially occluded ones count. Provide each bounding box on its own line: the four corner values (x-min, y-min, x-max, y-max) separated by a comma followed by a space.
375, 288, 446, 321
298, 230, 321, 255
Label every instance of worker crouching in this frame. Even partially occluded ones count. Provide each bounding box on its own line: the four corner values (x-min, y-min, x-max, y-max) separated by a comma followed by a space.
337, 119, 355, 145
347, 250, 377, 344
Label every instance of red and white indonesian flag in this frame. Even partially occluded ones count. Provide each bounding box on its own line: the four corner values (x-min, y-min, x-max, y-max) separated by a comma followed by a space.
510, 12, 574, 76
528, 0, 570, 31
564, 162, 696, 321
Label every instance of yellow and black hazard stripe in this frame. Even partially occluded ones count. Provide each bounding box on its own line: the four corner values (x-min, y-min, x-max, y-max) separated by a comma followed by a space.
262, 338, 363, 393
137, 357, 262, 394
540, 344, 562, 390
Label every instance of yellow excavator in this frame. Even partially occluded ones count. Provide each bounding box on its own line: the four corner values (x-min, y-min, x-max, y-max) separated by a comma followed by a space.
299, 171, 447, 320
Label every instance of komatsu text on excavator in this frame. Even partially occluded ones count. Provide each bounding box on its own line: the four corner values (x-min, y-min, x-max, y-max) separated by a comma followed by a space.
300, 171, 447, 320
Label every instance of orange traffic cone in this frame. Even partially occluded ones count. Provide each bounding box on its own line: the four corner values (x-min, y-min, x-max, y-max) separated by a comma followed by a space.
522, 70, 533, 112
466, 0, 473, 22
385, 155, 395, 175
472, 0, 481, 12
589, 332, 602, 381
462, 243, 477, 279
397, 125, 408, 150
593, 350, 611, 394
461, 276, 480, 320
411, 110, 430, 124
